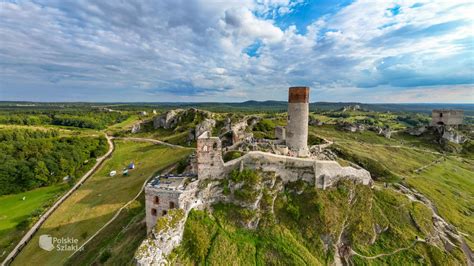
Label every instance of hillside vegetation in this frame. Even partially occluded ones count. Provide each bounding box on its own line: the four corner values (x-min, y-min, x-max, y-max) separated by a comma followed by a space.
13, 140, 192, 265
170, 173, 465, 265
0, 127, 108, 195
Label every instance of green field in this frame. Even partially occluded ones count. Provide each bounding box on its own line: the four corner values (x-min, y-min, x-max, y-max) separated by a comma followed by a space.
12, 140, 191, 265
0, 185, 66, 259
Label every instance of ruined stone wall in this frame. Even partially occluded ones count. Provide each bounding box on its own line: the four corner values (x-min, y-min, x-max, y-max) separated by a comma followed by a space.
145, 181, 201, 233
431, 110, 464, 126
286, 87, 309, 157
145, 187, 181, 233
196, 133, 224, 179
222, 151, 372, 188
275, 126, 286, 141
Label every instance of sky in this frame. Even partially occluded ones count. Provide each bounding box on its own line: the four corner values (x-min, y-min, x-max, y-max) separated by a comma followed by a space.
0, 0, 473, 103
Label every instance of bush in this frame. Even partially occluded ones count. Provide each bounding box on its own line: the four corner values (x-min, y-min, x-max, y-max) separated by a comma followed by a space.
253, 119, 276, 132
223, 151, 243, 162
99, 250, 111, 263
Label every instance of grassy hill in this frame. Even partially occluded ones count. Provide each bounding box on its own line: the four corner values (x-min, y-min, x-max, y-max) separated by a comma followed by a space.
12, 140, 191, 265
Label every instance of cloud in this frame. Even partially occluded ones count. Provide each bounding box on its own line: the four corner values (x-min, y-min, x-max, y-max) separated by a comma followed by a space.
0, 0, 472, 102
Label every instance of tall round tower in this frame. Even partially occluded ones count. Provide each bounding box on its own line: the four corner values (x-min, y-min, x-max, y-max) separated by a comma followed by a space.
286, 86, 309, 157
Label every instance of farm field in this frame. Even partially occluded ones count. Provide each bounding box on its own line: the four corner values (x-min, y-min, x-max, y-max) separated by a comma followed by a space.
12, 140, 191, 265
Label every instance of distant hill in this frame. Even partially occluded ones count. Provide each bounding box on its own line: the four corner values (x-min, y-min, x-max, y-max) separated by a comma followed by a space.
1, 101, 473, 115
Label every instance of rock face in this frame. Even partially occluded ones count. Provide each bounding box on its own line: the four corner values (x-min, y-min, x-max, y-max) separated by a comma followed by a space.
131, 123, 141, 134
442, 128, 467, 144
407, 126, 427, 136
379, 127, 392, 139
190, 118, 216, 141
341, 104, 361, 112
231, 120, 250, 143
153, 109, 183, 129
309, 119, 323, 126
338, 122, 365, 132
135, 209, 187, 266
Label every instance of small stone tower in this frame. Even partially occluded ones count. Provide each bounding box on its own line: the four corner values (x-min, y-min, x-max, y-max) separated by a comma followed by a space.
196, 131, 224, 179
431, 109, 464, 126
286, 86, 309, 157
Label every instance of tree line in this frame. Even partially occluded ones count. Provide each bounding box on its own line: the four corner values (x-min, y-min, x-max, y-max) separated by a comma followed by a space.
0, 110, 128, 129
0, 128, 108, 195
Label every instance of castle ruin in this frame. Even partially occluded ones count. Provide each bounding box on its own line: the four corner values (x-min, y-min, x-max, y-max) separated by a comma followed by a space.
431, 109, 464, 126
139, 86, 373, 264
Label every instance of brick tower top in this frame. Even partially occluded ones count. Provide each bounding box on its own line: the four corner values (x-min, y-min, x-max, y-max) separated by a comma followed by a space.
288, 87, 310, 103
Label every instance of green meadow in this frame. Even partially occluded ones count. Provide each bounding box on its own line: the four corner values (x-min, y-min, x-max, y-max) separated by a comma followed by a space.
13, 140, 191, 265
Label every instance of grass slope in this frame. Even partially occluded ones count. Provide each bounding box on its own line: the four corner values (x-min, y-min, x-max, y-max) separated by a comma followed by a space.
311, 124, 474, 250
0, 185, 66, 259
12, 140, 191, 265
172, 178, 464, 265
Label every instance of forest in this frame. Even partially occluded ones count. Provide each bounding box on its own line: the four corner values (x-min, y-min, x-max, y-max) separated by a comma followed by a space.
0, 109, 128, 129
0, 128, 108, 195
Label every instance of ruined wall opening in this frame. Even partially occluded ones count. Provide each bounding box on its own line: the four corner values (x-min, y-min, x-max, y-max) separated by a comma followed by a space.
151, 208, 157, 216
169, 201, 175, 209
437, 121, 445, 125
154, 196, 160, 204
162, 210, 167, 216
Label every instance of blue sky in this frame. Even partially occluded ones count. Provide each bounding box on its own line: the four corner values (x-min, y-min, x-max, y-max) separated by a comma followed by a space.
0, 0, 473, 103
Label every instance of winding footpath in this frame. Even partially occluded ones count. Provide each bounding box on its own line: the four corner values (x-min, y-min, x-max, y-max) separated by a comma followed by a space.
114, 137, 193, 149
351, 240, 424, 260
67, 164, 177, 259
2, 134, 115, 266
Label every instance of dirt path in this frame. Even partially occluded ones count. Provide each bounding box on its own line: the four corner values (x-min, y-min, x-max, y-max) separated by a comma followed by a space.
351, 240, 423, 260
2, 134, 115, 266
413, 156, 445, 173
113, 137, 193, 149
393, 184, 474, 265
68, 164, 177, 259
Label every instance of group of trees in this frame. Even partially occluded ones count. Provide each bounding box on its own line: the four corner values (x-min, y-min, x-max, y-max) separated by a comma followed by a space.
396, 114, 431, 127
0, 110, 128, 129
0, 128, 108, 195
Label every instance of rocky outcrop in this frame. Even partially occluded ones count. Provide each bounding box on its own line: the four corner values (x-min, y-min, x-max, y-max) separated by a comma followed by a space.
131, 122, 141, 134
194, 119, 216, 140
341, 104, 361, 112
153, 109, 184, 129
135, 209, 187, 266
153, 108, 214, 131
407, 126, 427, 136
309, 119, 323, 126
338, 122, 365, 132
442, 128, 467, 144
379, 127, 392, 139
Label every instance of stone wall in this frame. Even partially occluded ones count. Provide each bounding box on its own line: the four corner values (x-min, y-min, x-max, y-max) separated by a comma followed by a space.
431, 110, 464, 126
145, 187, 181, 233
196, 132, 225, 179
196, 131, 371, 188
222, 151, 372, 189
275, 126, 286, 141
145, 181, 201, 233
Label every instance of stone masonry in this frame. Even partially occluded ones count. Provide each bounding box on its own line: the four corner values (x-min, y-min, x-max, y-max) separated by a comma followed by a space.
286, 87, 310, 157
144, 176, 199, 233
431, 109, 464, 126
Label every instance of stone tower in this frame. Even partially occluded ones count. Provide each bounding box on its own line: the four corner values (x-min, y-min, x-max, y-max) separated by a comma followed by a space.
286, 86, 309, 157
196, 131, 224, 179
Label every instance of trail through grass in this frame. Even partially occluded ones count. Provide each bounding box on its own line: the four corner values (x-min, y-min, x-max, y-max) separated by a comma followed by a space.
12, 140, 191, 265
